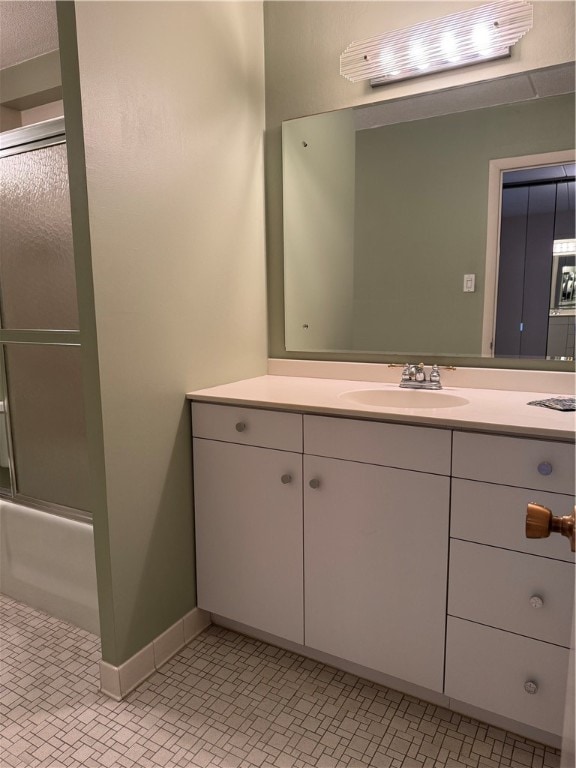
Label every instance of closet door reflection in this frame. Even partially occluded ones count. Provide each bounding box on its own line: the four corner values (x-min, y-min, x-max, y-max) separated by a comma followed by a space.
4, 345, 90, 512
0, 142, 79, 330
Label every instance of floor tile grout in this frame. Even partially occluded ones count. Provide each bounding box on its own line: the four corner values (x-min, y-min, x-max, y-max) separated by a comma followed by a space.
0, 594, 561, 768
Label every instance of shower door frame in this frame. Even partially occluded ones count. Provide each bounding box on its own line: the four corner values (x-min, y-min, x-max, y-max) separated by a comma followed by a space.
0, 118, 90, 523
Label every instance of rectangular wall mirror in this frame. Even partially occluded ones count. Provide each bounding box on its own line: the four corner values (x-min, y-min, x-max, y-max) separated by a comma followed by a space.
282, 64, 575, 366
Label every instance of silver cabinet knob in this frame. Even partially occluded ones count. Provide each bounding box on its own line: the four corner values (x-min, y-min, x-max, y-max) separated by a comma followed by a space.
529, 595, 544, 609
281, 474, 292, 485
235, 422, 247, 433
537, 461, 553, 476
524, 680, 538, 695
309, 478, 321, 489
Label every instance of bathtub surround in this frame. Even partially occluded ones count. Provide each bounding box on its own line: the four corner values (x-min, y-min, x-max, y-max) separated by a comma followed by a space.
0, 500, 99, 634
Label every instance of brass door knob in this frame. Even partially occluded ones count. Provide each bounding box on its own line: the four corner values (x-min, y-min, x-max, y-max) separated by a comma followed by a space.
526, 503, 575, 552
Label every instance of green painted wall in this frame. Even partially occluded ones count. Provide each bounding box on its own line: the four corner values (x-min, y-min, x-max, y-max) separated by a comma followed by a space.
58, 1, 267, 666
352, 95, 575, 355
283, 109, 356, 351
57, 1, 115, 659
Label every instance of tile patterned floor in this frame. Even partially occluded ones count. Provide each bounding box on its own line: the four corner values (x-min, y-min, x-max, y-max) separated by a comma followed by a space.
0, 594, 562, 768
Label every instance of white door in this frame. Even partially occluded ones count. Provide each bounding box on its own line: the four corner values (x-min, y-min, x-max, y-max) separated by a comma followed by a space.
304, 455, 450, 692
193, 438, 303, 643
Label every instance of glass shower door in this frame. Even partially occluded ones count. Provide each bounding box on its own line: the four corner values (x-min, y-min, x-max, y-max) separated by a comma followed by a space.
0, 119, 91, 517
0, 141, 79, 331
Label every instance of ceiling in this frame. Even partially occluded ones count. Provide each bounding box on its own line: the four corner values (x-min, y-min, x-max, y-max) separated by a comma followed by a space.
0, 0, 58, 70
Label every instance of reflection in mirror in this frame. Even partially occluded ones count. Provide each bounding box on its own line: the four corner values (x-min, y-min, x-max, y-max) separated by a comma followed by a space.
283, 65, 575, 363
495, 164, 575, 359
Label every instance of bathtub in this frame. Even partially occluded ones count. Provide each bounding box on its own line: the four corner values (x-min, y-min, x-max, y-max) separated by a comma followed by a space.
0, 500, 100, 635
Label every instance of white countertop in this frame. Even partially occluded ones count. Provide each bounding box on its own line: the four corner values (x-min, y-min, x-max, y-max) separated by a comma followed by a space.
187, 375, 576, 441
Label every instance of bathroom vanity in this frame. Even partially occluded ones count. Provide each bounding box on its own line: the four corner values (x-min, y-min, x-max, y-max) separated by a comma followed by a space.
188, 371, 575, 746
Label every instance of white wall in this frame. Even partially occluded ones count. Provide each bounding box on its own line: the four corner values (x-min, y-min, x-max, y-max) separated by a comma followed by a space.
72, 1, 267, 664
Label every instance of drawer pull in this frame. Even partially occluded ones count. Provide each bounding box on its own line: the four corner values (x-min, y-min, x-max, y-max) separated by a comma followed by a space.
235, 422, 247, 433
537, 461, 553, 476
529, 595, 544, 609
281, 474, 292, 485
524, 680, 538, 695
309, 478, 321, 490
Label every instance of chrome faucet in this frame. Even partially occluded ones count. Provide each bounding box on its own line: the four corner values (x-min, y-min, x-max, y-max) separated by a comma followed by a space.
400, 363, 442, 390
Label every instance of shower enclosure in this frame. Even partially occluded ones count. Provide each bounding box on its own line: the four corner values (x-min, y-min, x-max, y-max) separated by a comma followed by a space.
0, 118, 98, 633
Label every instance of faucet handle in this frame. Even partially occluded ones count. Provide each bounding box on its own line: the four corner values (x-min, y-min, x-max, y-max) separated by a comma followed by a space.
401, 363, 411, 382
415, 363, 426, 382
430, 364, 441, 384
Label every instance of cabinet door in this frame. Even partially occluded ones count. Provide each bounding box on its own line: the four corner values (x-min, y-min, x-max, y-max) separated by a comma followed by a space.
193, 438, 303, 643
304, 455, 449, 692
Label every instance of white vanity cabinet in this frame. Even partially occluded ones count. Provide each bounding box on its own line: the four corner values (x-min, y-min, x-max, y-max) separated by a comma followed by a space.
192, 404, 451, 692
191, 396, 575, 743
303, 415, 451, 693
192, 403, 304, 644
446, 431, 575, 737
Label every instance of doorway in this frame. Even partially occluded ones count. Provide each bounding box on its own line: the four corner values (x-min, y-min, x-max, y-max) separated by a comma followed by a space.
494, 163, 575, 359
482, 150, 576, 359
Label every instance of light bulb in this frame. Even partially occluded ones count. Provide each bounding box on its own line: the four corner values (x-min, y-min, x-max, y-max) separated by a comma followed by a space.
472, 23, 493, 57
379, 47, 400, 77
410, 41, 429, 70
440, 32, 460, 63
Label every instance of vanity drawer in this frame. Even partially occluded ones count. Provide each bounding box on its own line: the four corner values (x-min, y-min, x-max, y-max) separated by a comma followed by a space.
445, 617, 569, 737
451, 479, 575, 563
448, 540, 574, 647
191, 403, 302, 452
304, 415, 451, 475
452, 432, 575, 494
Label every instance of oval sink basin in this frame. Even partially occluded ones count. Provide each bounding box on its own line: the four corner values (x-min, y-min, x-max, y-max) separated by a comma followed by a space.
341, 389, 470, 409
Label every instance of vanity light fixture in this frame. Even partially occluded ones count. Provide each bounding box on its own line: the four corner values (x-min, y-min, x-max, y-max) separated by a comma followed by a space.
340, 0, 533, 87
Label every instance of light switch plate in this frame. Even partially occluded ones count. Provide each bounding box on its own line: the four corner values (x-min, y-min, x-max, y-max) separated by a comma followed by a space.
463, 274, 475, 292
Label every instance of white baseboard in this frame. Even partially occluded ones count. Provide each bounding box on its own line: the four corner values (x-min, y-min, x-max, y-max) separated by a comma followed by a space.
99, 607, 211, 700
